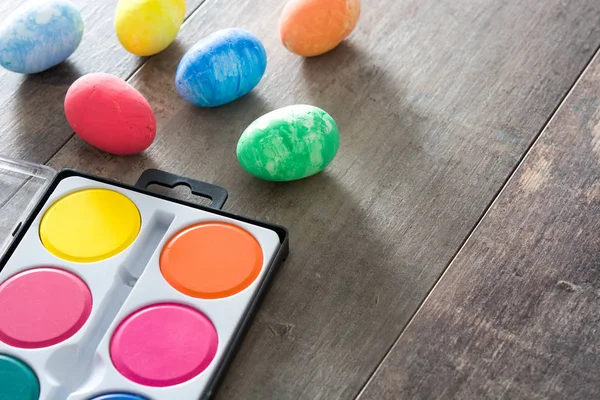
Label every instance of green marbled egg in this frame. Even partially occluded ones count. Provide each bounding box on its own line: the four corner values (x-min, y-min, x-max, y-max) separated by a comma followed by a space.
236, 105, 340, 181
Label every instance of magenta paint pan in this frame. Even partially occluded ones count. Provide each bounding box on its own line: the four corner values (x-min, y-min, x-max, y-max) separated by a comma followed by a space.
110, 303, 218, 387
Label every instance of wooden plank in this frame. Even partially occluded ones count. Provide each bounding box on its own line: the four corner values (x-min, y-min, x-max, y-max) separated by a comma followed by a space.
0, 0, 206, 163
358, 51, 600, 399
41, 0, 600, 398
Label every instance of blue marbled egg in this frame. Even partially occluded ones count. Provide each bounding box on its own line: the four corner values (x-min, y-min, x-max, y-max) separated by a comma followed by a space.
175, 28, 267, 107
0, 0, 84, 74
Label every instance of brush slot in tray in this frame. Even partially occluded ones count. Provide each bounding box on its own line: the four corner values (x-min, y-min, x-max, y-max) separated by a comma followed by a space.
0, 174, 282, 400
45, 211, 175, 400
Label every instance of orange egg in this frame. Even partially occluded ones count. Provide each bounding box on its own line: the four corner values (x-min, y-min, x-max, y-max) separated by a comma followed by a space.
279, 0, 360, 57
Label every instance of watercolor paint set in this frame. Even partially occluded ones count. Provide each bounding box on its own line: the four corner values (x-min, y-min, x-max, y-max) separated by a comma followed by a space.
0, 156, 289, 400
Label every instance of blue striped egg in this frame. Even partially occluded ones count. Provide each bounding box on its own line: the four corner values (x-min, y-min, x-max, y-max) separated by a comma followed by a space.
0, 0, 84, 74
175, 28, 267, 107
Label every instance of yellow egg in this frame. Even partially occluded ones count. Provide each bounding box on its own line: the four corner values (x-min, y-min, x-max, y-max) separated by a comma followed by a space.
115, 0, 186, 56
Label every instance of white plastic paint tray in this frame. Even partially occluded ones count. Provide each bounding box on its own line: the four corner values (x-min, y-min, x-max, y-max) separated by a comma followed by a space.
0, 157, 289, 400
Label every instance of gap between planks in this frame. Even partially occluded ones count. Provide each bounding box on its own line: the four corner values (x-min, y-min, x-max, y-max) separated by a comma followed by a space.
354, 43, 600, 400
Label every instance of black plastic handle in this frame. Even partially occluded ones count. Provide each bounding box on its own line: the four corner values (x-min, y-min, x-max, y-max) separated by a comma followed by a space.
135, 169, 228, 210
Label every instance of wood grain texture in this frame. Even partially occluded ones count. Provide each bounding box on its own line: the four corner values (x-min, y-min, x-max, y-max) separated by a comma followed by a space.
358, 51, 600, 399
17, 0, 600, 398
0, 0, 205, 163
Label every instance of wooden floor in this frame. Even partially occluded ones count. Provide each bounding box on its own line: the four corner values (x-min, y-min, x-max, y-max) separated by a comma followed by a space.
1, 0, 600, 398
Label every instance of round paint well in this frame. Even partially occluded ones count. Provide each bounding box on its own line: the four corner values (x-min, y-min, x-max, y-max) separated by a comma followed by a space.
39, 188, 141, 263
89, 394, 148, 400
160, 222, 263, 299
0, 268, 92, 349
110, 303, 218, 387
0, 355, 39, 400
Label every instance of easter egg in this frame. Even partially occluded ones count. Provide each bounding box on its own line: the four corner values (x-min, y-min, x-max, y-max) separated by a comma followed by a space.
115, 0, 185, 56
175, 28, 267, 107
64, 73, 156, 155
0, 0, 83, 74
279, 0, 360, 57
236, 105, 339, 181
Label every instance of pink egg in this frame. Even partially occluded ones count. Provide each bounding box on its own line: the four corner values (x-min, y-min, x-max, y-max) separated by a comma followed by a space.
64, 73, 156, 155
